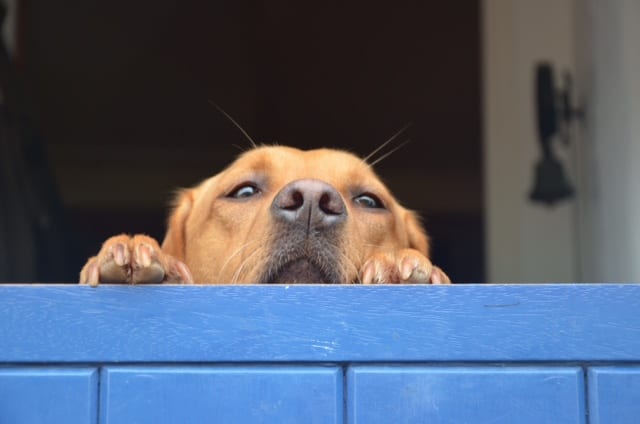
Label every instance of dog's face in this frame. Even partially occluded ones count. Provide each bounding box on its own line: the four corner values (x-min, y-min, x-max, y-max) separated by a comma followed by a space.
162, 146, 428, 284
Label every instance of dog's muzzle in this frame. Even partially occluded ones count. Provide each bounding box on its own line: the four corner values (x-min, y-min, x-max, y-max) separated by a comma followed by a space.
262, 179, 347, 284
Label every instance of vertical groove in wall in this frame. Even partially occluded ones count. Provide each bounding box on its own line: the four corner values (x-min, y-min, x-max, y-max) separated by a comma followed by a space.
96, 366, 102, 424
342, 365, 349, 424
583, 366, 590, 424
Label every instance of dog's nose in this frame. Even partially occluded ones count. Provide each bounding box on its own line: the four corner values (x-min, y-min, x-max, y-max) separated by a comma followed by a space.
271, 179, 346, 228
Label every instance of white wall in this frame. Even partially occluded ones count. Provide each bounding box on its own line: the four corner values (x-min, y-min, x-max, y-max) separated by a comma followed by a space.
485, 0, 640, 283
483, 0, 580, 283
579, 1, 640, 282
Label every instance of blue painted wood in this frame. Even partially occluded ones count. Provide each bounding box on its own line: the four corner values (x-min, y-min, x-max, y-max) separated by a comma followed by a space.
588, 367, 640, 424
0, 368, 97, 424
0, 284, 639, 362
100, 366, 342, 424
348, 366, 585, 424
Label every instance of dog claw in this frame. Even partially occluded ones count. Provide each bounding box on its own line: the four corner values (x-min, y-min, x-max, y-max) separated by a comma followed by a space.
399, 256, 416, 281
79, 234, 194, 285
84, 260, 100, 287
429, 266, 451, 284
113, 243, 128, 266
134, 243, 153, 269
400, 256, 433, 283
174, 261, 195, 285
360, 249, 448, 284
131, 241, 165, 284
360, 261, 375, 284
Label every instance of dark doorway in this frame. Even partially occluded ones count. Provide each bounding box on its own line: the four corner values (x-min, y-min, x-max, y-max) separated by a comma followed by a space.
19, 1, 483, 282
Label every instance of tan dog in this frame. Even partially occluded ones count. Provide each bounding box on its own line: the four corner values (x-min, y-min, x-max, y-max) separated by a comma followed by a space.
80, 146, 450, 285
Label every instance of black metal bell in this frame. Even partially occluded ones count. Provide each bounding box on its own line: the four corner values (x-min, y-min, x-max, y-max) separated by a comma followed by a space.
529, 63, 579, 206
529, 155, 574, 205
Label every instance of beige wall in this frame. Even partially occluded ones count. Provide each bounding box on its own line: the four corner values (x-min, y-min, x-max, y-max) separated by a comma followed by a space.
580, 0, 640, 282
483, 0, 580, 282
485, 0, 640, 283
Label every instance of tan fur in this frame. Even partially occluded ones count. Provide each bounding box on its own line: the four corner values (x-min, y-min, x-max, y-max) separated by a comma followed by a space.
80, 146, 450, 285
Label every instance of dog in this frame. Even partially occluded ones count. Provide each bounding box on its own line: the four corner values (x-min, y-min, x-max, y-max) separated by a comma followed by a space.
80, 146, 450, 285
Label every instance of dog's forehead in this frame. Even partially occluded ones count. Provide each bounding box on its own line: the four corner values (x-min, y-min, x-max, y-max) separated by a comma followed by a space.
237, 145, 361, 165
230, 146, 379, 182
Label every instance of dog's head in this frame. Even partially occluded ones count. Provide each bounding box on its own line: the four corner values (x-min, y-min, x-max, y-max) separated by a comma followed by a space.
161, 146, 429, 284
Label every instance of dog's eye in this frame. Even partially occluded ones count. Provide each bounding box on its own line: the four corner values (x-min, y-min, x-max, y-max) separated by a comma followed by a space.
228, 184, 260, 199
353, 193, 384, 209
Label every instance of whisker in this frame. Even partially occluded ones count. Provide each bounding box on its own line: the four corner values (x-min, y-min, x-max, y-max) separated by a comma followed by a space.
231, 143, 248, 153
325, 238, 363, 284
208, 100, 258, 148
360, 243, 384, 249
364, 122, 412, 163
369, 138, 412, 167
231, 247, 265, 284
217, 237, 266, 281
340, 253, 360, 284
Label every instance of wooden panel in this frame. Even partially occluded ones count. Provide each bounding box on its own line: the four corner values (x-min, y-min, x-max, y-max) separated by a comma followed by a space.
348, 366, 585, 424
588, 367, 640, 424
0, 284, 639, 363
0, 368, 97, 423
100, 366, 342, 424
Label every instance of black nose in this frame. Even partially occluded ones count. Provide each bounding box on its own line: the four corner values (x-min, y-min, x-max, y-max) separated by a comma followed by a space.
271, 179, 347, 229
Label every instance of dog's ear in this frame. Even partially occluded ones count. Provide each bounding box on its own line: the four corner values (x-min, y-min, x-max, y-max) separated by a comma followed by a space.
404, 211, 430, 256
161, 189, 195, 261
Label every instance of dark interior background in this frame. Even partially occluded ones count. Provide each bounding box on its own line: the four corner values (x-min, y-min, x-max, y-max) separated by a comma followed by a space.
3, 1, 483, 282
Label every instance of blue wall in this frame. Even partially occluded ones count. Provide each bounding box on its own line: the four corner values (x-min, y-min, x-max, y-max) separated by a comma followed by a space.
1, 284, 638, 423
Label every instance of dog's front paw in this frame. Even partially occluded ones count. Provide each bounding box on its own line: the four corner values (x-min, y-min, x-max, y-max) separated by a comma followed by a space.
360, 249, 450, 284
79, 234, 194, 286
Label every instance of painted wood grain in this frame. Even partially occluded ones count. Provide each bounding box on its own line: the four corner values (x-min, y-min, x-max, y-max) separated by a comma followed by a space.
101, 366, 342, 424
0, 368, 97, 423
1, 284, 639, 362
588, 367, 640, 424
348, 366, 585, 424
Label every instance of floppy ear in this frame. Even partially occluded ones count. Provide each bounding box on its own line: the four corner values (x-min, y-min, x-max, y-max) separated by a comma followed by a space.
161, 189, 195, 261
404, 210, 430, 256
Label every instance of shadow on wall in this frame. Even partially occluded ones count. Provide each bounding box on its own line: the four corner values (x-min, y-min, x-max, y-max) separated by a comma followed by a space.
0, 4, 75, 282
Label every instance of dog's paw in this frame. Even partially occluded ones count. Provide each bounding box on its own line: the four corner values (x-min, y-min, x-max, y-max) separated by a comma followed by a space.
79, 234, 194, 286
360, 249, 451, 284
